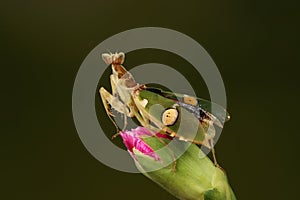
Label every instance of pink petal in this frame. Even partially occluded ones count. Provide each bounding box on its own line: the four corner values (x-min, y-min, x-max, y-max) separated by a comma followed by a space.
120, 128, 160, 161
131, 126, 153, 137
131, 126, 173, 140
155, 132, 173, 139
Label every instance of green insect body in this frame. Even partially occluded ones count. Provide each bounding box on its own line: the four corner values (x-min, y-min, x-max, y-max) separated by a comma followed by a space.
137, 89, 207, 144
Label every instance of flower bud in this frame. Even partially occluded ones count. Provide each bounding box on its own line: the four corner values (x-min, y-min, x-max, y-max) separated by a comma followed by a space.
120, 127, 236, 200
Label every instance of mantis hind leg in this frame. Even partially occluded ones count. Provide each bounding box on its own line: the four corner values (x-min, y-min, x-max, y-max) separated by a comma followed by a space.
181, 137, 220, 167
99, 87, 120, 133
210, 139, 220, 168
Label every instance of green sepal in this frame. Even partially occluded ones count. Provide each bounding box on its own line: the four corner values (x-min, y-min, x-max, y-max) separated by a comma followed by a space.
133, 135, 236, 200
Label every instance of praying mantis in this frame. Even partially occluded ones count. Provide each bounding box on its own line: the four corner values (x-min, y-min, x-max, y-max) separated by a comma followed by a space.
99, 52, 230, 166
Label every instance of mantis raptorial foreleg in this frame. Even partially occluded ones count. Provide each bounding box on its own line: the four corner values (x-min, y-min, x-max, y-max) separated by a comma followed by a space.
100, 75, 139, 136
99, 87, 129, 117
99, 76, 129, 133
100, 87, 123, 133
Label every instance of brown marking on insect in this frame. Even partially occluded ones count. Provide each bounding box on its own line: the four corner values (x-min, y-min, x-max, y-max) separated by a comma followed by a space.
112, 65, 127, 78
162, 108, 178, 126
112, 53, 125, 65
119, 71, 138, 88
111, 60, 138, 88
183, 95, 198, 106
102, 52, 129, 79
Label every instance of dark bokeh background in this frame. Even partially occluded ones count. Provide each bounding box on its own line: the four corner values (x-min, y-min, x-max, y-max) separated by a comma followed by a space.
1, 0, 299, 199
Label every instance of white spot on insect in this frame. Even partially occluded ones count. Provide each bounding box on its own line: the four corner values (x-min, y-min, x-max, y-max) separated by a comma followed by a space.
178, 136, 187, 142
162, 108, 178, 126
169, 132, 176, 137
139, 99, 148, 108
172, 103, 179, 108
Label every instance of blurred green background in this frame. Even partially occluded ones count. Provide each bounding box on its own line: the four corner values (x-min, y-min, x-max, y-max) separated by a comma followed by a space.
1, 0, 299, 199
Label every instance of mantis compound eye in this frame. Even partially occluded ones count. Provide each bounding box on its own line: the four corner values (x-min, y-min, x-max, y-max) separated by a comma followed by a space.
162, 108, 178, 126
